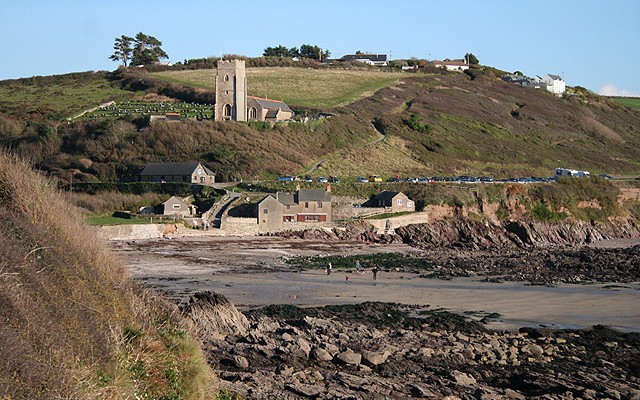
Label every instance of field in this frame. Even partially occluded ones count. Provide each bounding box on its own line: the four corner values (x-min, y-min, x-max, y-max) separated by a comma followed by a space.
610, 96, 640, 109
0, 73, 133, 118
151, 67, 401, 108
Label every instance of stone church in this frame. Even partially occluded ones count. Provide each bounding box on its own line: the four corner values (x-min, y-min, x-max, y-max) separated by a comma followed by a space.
215, 60, 293, 122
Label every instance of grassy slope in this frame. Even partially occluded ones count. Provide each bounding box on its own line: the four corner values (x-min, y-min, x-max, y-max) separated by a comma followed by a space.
0, 72, 134, 119
609, 97, 640, 109
0, 151, 217, 399
151, 67, 401, 108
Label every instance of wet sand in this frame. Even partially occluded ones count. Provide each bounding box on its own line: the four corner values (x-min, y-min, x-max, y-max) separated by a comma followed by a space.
110, 236, 640, 332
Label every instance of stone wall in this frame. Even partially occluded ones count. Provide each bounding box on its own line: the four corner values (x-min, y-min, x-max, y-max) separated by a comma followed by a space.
97, 224, 178, 240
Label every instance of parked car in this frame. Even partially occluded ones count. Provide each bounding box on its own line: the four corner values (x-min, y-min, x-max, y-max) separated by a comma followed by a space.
356, 177, 369, 183
328, 176, 340, 183
369, 175, 383, 182
316, 176, 328, 183
389, 177, 402, 183
303, 175, 313, 182
276, 176, 295, 182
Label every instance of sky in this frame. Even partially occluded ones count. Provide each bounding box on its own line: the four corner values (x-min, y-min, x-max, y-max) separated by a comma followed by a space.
1, 0, 639, 96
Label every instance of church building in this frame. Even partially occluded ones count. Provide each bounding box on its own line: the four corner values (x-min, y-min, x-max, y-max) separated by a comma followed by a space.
214, 59, 293, 122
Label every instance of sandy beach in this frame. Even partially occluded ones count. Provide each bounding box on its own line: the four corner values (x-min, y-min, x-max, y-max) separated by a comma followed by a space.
111, 236, 640, 332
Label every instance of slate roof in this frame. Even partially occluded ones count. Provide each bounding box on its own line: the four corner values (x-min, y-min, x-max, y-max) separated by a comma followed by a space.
248, 96, 293, 113
274, 189, 331, 205
140, 162, 214, 176
374, 191, 403, 202
546, 74, 563, 81
340, 54, 388, 62
297, 189, 331, 202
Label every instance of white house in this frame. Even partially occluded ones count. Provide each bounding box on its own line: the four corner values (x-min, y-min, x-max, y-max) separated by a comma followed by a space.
432, 59, 469, 71
542, 74, 566, 95
339, 54, 388, 66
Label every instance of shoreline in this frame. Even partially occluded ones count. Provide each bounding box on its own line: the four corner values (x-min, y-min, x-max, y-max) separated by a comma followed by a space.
111, 236, 640, 332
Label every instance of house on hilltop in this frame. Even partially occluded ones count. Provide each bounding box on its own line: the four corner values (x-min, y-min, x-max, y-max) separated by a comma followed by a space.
432, 59, 469, 71
541, 74, 566, 95
138, 161, 215, 185
257, 186, 332, 232
339, 53, 388, 66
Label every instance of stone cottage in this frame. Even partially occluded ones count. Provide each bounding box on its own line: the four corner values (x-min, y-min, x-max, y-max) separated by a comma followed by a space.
138, 162, 215, 185
257, 186, 332, 232
163, 196, 197, 217
373, 191, 415, 213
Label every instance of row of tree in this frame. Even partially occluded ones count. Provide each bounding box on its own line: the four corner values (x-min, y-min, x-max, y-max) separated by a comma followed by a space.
110, 32, 168, 66
263, 44, 330, 60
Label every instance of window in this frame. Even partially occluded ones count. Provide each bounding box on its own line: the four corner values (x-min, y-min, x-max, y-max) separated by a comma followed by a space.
397, 199, 403, 206
173, 204, 180, 209
317, 202, 322, 208
223, 104, 232, 118
263, 209, 268, 214
283, 216, 294, 222
305, 215, 320, 221
407, 201, 413, 208
286, 205, 291, 209
305, 202, 309, 208
223, 75, 229, 82
249, 107, 257, 119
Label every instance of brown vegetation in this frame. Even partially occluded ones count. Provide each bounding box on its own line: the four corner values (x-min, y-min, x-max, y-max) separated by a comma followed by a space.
0, 151, 217, 398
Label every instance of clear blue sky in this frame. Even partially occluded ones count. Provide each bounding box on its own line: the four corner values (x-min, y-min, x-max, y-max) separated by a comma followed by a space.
1, 0, 638, 96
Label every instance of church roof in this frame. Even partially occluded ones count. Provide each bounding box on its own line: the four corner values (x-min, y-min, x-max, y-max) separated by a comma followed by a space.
248, 96, 293, 113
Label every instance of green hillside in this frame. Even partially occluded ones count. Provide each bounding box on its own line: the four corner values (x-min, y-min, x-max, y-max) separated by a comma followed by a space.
151, 67, 401, 108
609, 96, 640, 109
1, 66, 640, 183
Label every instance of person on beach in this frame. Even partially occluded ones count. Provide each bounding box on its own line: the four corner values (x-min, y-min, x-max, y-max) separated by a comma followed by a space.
372, 265, 379, 280
355, 259, 361, 273
326, 262, 332, 275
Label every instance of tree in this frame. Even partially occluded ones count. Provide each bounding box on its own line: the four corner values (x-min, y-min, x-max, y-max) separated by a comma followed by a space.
109, 35, 133, 66
465, 52, 479, 65
299, 44, 330, 60
130, 32, 168, 66
263, 45, 290, 57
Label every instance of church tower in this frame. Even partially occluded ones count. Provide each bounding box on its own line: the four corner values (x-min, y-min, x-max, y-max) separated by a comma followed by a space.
215, 59, 247, 121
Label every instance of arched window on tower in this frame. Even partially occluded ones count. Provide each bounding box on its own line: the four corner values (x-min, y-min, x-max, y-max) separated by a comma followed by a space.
249, 107, 257, 120
223, 104, 232, 119
223, 75, 230, 82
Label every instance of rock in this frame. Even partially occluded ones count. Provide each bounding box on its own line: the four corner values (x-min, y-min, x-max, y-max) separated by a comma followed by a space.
336, 349, 362, 365
233, 355, 249, 369
451, 370, 476, 386
285, 382, 322, 398
504, 389, 526, 399
361, 350, 390, 366
311, 347, 333, 362
323, 343, 340, 355
523, 343, 544, 357
338, 332, 350, 341
409, 384, 436, 398
276, 364, 294, 376
297, 337, 312, 356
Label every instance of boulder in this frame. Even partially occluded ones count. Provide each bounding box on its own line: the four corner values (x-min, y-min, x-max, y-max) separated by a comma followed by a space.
311, 347, 333, 362
451, 370, 476, 386
361, 350, 390, 366
233, 355, 249, 370
336, 349, 362, 365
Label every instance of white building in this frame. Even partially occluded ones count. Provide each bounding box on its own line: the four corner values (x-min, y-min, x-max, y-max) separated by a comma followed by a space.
542, 74, 566, 95
432, 59, 470, 71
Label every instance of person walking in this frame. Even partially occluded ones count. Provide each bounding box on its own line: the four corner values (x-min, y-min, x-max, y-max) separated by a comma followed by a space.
326, 262, 332, 275
355, 259, 361, 274
372, 265, 379, 281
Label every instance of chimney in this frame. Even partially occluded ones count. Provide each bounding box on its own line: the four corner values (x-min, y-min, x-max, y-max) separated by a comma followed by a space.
326, 183, 331, 192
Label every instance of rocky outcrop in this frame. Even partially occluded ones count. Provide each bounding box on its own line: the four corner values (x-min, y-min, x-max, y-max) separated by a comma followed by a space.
397, 219, 640, 249
205, 302, 640, 399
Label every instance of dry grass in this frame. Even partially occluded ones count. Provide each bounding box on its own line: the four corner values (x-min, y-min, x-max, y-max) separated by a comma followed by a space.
152, 67, 401, 108
0, 151, 217, 399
